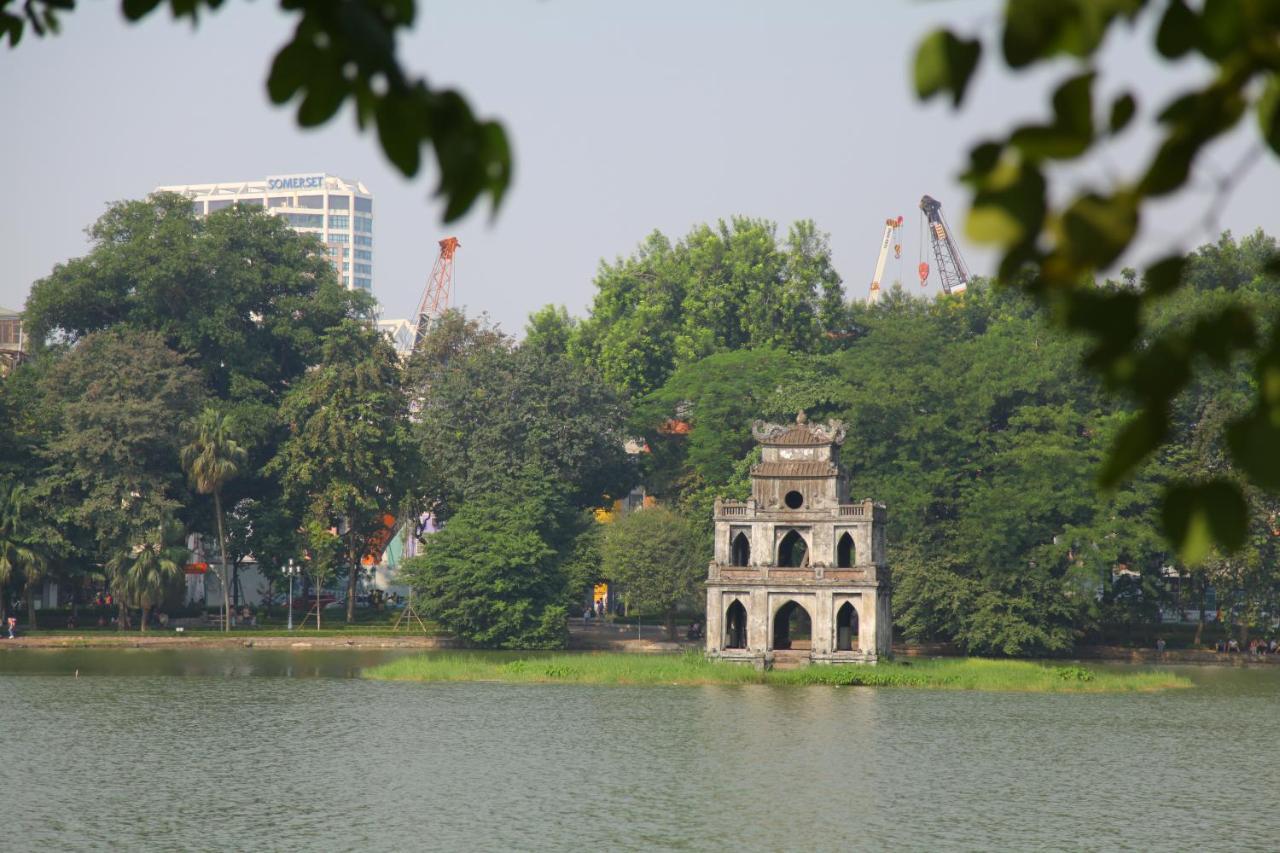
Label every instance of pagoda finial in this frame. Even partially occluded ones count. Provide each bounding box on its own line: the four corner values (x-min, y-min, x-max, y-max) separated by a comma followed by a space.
796, 409, 808, 425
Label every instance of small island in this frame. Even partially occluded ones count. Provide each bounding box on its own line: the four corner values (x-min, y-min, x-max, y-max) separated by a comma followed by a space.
365, 652, 1191, 693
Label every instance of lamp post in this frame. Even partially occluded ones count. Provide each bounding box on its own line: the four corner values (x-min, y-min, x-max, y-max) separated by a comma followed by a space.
284, 559, 301, 631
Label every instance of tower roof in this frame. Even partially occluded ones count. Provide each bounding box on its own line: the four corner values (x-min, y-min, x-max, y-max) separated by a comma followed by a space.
751, 412, 846, 447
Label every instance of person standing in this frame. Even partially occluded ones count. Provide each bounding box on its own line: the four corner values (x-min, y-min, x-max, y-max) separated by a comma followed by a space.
6, 615, 16, 639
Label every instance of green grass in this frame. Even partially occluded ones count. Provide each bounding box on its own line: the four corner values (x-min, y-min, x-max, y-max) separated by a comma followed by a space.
365, 652, 1192, 693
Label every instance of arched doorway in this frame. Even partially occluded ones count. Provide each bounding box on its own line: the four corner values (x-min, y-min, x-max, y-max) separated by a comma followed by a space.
730, 532, 751, 567
772, 600, 812, 650
836, 601, 859, 651
777, 530, 808, 567
724, 600, 747, 649
837, 532, 855, 568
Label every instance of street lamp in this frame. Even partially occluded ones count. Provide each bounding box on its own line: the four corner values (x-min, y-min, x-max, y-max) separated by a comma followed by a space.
284, 559, 302, 631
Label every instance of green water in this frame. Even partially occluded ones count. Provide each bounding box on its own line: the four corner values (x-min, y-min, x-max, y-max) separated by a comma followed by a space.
3, 649, 1278, 851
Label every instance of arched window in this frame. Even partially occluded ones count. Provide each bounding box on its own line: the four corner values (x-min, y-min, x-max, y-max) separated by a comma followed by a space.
777, 530, 808, 567
836, 601, 859, 651
772, 600, 812, 650
837, 532, 855, 568
725, 600, 748, 649
730, 532, 751, 567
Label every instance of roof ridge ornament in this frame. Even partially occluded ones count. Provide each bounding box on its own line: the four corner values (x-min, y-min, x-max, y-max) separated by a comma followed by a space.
751, 417, 847, 445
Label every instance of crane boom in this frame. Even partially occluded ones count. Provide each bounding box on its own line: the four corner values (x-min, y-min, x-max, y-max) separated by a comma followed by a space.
412, 237, 460, 348
867, 216, 904, 305
919, 195, 969, 295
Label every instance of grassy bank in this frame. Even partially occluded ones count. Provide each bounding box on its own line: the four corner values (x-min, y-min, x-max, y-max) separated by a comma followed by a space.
366, 652, 1192, 692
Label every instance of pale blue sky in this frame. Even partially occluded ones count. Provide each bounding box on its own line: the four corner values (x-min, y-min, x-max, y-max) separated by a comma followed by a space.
2, 2, 1275, 330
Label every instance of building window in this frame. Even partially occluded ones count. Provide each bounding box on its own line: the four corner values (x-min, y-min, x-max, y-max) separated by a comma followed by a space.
328, 233, 349, 244
329, 215, 349, 229
354, 216, 373, 233
191, 202, 205, 215
354, 277, 372, 290
354, 235, 373, 246
354, 196, 373, 213
237, 198, 263, 208
297, 195, 324, 209
208, 200, 233, 212
328, 195, 350, 210
284, 212, 324, 228
354, 249, 372, 260
268, 197, 290, 208
354, 263, 372, 275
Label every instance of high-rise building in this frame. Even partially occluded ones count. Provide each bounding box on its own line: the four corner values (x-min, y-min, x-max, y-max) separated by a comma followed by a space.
153, 174, 374, 292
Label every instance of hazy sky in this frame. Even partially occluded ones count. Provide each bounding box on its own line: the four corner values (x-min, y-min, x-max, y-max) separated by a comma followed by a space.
2, 2, 1275, 331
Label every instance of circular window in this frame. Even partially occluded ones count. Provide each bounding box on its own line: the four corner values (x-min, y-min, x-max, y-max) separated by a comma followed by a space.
784, 490, 804, 509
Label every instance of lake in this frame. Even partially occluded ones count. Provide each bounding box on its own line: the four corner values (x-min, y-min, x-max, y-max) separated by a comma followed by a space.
2, 648, 1277, 851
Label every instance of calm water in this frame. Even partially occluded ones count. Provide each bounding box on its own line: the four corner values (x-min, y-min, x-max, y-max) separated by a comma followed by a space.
3, 649, 1279, 851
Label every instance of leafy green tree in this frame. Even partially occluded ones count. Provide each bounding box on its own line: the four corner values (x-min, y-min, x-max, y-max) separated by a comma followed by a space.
413, 319, 633, 521
39, 328, 203, 568
180, 407, 248, 631
574, 218, 845, 398
914, 2, 1280, 561
523, 305, 578, 357
400, 483, 570, 649
105, 519, 188, 632
270, 319, 411, 623
600, 506, 704, 640
3, 2, 509, 223
0, 482, 47, 628
25, 195, 366, 402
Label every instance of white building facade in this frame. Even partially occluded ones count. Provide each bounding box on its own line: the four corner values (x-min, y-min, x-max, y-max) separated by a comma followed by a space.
154, 173, 374, 293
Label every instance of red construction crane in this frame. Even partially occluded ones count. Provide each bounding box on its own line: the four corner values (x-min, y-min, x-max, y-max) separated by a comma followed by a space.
413, 237, 460, 347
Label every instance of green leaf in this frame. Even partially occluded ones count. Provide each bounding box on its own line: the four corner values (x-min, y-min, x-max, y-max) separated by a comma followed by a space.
1258, 76, 1280, 158
1227, 411, 1280, 489
1143, 255, 1185, 295
1010, 72, 1097, 160
1198, 0, 1245, 61
121, 0, 164, 21
375, 90, 426, 177
1109, 92, 1136, 134
914, 29, 981, 107
1099, 407, 1168, 489
295, 57, 347, 128
267, 38, 317, 104
966, 157, 1047, 249
1162, 480, 1247, 564
1155, 0, 1198, 59
1060, 191, 1138, 268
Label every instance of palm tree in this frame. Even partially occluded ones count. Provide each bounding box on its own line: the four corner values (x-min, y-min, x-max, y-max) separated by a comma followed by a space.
0, 482, 47, 630
107, 520, 187, 632
180, 408, 247, 632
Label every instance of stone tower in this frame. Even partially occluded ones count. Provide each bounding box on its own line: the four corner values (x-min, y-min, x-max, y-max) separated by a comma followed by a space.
705, 412, 891, 665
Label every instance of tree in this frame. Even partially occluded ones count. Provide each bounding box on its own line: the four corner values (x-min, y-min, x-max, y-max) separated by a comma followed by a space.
25, 195, 367, 402
914, 2, 1280, 562
106, 519, 187, 633
600, 506, 704, 641
270, 319, 410, 623
413, 318, 634, 522
180, 407, 247, 632
3, 2, 510, 223
39, 328, 204, 572
399, 483, 571, 649
573, 218, 845, 399
0, 482, 46, 628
